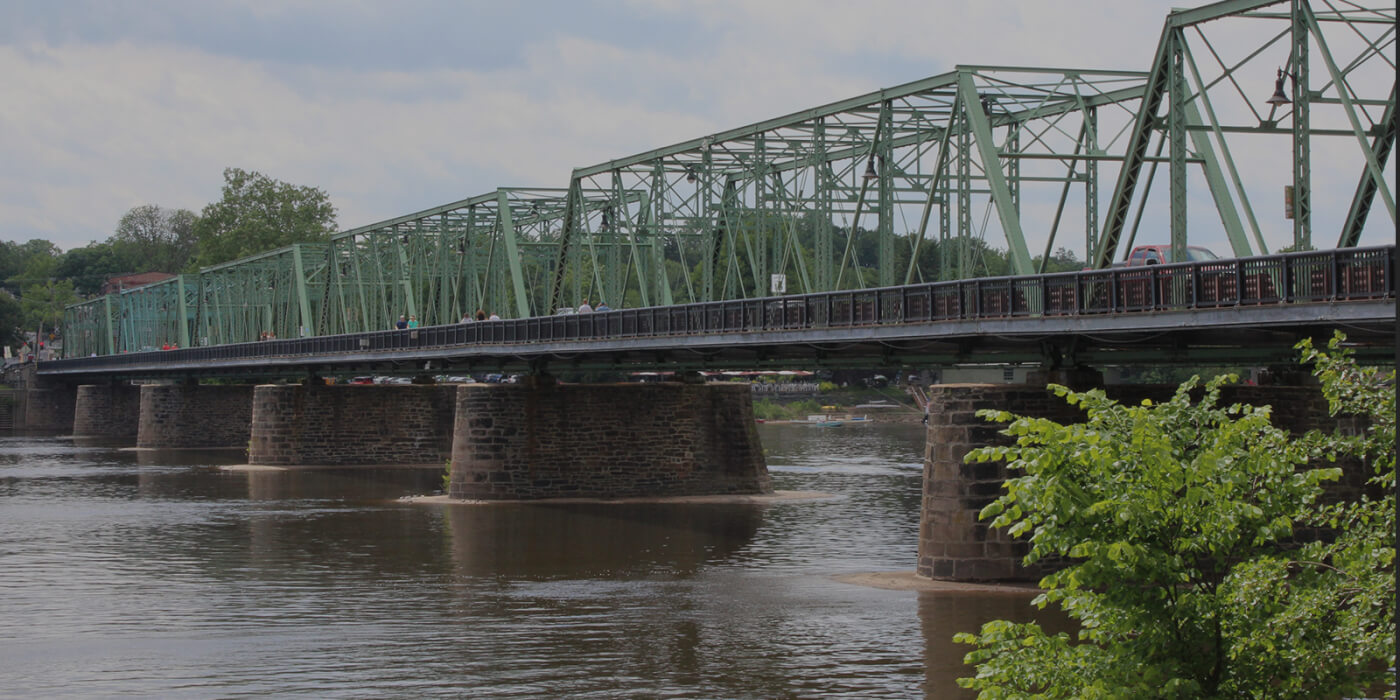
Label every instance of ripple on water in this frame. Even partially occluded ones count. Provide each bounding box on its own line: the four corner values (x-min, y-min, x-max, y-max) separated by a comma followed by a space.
0, 429, 1055, 698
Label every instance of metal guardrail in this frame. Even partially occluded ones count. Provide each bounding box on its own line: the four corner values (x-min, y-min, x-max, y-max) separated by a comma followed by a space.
47, 246, 1396, 371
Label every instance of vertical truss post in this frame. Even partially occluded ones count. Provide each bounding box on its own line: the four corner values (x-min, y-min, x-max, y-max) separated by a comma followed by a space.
102, 294, 115, 355
719, 179, 740, 300
955, 108, 972, 279
814, 119, 833, 291
753, 133, 769, 295
1084, 106, 1099, 257
1290, 0, 1311, 249
877, 101, 896, 287
1007, 124, 1022, 216
175, 275, 190, 347
604, 172, 623, 308
1168, 30, 1189, 263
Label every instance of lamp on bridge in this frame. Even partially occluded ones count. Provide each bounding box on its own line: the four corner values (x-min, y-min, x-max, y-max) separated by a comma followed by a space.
1265, 67, 1293, 107
863, 157, 877, 181
685, 166, 698, 184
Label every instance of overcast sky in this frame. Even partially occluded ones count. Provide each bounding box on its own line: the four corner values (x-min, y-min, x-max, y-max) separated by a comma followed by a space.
1, 0, 1392, 259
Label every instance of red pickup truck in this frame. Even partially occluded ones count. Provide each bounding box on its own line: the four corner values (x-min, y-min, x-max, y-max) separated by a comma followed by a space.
1122, 244, 1220, 266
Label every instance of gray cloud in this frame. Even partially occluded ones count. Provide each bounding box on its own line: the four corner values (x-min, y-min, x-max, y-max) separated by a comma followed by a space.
1, 0, 1391, 259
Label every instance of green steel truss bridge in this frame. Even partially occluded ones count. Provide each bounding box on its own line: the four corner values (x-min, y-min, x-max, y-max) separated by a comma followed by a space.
62, 0, 1395, 359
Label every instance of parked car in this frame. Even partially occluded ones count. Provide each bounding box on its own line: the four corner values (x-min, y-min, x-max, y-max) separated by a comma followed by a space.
348, 376, 374, 385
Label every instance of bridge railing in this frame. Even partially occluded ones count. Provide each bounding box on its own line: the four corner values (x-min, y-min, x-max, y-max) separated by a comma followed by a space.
44, 246, 1395, 370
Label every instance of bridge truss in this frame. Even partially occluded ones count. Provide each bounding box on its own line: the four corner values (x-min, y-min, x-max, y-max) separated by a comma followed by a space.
62, 0, 1395, 358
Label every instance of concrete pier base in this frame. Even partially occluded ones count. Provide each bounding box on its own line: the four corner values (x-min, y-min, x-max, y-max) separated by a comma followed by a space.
136, 384, 255, 449
248, 384, 457, 466
73, 384, 142, 439
917, 382, 1355, 583
449, 382, 771, 500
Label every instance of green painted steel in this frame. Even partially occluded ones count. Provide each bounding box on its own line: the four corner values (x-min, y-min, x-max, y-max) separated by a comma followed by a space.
62, 0, 1395, 358
1098, 0, 1395, 266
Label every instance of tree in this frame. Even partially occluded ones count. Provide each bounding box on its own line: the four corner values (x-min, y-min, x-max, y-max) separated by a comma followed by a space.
55, 241, 135, 296
20, 277, 79, 341
0, 239, 62, 294
954, 336, 1394, 697
112, 204, 199, 273
0, 290, 23, 347
192, 168, 337, 267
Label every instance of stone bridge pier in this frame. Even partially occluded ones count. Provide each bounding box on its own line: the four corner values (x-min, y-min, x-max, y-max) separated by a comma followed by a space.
448, 381, 770, 500
248, 384, 457, 466
918, 381, 1351, 583
73, 383, 143, 440
136, 384, 256, 449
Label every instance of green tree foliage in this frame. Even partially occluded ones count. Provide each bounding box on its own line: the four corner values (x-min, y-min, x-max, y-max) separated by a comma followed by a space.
20, 277, 80, 338
54, 241, 134, 296
955, 335, 1394, 698
0, 290, 24, 347
192, 167, 338, 267
112, 204, 199, 273
0, 239, 62, 294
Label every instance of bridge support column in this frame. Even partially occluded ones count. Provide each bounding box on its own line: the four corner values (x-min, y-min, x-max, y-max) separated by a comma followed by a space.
248, 384, 457, 466
918, 382, 1356, 582
137, 384, 255, 449
21, 376, 77, 433
73, 384, 143, 439
918, 384, 1085, 582
449, 382, 771, 500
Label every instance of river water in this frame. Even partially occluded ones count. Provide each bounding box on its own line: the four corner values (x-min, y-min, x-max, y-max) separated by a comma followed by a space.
0, 423, 1057, 698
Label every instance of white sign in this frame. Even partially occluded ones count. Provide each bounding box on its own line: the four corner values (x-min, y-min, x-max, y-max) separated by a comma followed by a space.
770, 273, 787, 294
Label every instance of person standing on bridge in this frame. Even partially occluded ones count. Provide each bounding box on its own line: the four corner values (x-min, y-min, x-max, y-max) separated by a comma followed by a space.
408, 315, 419, 329
460, 311, 473, 323
395, 315, 408, 330
475, 309, 487, 321
578, 298, 593, 313
595, 300, 610, 312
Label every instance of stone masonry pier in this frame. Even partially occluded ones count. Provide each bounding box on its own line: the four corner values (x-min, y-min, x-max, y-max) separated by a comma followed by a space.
248, 384, 457, 466
449, 382, 771, 500
918, 382, 1351, 583
24, 382, 77, 433
73, 384, 142, 439
136, 384, 256, 449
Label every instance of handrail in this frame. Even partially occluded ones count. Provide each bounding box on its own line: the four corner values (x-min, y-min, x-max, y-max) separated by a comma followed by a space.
46, 245, 1396, 371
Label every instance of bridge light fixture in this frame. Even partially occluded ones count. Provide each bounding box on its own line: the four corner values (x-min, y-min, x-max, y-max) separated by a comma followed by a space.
863, 157, 877, 181
1266, 68, 1293, 107
685, 166, 698, 183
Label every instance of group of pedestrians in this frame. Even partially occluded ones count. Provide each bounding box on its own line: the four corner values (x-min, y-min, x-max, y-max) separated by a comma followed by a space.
458, 309, 499, 323
577, 298, 610, 313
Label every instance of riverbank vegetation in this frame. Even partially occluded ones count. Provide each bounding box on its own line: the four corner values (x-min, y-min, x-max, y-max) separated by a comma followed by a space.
955, 333, 1394, 697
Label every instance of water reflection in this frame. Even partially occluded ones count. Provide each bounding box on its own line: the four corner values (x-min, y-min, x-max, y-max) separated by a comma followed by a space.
444, 502, 763, 579
0, 425, 1067, 698
919, 590, 1073, 697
